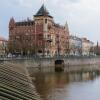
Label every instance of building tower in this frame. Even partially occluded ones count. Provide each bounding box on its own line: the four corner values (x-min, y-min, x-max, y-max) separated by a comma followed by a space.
65, 21, 70, 54
34, 4, 54, 56
8, 17, 16, 53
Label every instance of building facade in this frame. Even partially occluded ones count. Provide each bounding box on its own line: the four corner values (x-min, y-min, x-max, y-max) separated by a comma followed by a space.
0, 37, 7, 57
69, 35, 82, 56
8, 5, 70, 57
94, 42, 100, 55
82, 38, 94, 56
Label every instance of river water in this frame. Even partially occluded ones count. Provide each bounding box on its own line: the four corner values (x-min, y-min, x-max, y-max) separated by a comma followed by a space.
32, 72, 100, 100
3, 60, 100, 100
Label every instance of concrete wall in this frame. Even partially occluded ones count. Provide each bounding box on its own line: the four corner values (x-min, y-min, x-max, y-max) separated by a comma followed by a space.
25, 57, 100, 67
1, 57, 100, 74
10, 57, 98, 74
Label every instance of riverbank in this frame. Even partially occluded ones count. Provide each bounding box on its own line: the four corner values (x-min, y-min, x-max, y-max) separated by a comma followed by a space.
1, 56, 100, 73
1, 57, 100, 100
24, 56, 100, 67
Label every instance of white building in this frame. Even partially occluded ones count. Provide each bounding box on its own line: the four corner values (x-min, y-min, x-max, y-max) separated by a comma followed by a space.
69, 35, 82, 56
0, 37, 7, 57
82, 38, 94, 56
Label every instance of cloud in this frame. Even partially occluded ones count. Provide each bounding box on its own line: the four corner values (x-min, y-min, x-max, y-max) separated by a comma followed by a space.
0, 0, 100, 43
49, 0, 100, 43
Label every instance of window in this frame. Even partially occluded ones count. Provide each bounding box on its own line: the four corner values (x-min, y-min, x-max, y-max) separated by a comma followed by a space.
25, 33, 29, 35
38, 34, 43, 40
45, 19, 47, 24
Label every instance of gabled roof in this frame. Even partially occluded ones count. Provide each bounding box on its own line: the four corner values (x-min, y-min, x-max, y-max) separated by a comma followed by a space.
34, 4, 53, 18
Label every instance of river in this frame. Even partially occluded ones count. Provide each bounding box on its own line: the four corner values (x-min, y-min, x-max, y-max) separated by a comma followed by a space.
32, 72, 100, 100
2, 60, 100, 100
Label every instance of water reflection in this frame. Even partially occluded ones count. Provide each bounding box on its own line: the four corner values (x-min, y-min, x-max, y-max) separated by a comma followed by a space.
32, 72, 100, 100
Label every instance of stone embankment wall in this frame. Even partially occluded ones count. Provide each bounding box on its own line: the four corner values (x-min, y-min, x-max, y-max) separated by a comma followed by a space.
18, 57, 100, 74
64, 57, 100, 66
1, 57, 100, 73
25, 57, 100, 67
1, 57, 100, 66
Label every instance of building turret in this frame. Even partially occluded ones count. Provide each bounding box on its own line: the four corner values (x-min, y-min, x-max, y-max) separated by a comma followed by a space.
34, 4, 53, 34
65, 21, 69, 34
9, 17, 15, 30
34, 4, 54, 56
34, 4, 53, 18
97, 41, 99, 47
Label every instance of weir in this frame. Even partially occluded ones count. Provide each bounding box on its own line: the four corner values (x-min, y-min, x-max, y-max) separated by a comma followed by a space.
0, 62, 41, 100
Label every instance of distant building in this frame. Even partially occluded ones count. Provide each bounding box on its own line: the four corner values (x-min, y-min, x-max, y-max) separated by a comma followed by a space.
8, 4, 70, 57
94, 42, 100, 55
82, 38, 94, 56
69, 35, 82, 56
0, 37, 7, 57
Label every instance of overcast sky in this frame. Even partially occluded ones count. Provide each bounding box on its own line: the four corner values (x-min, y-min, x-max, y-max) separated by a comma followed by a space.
0, 0, 100, 43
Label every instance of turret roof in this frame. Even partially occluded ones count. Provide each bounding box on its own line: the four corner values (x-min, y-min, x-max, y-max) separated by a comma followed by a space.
34, 4, 53, 18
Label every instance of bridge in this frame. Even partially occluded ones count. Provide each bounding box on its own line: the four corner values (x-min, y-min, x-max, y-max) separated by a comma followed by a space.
0, 62, 41, 100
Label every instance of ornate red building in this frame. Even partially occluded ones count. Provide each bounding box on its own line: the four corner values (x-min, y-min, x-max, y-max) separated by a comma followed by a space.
8, 4, 70, 56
